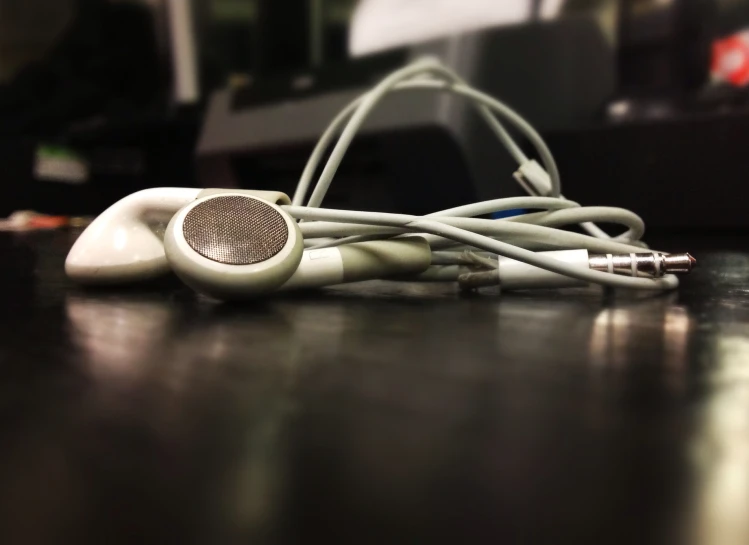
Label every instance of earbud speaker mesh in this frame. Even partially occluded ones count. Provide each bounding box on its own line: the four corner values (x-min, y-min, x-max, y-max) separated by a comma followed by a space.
183, 196, 289, 265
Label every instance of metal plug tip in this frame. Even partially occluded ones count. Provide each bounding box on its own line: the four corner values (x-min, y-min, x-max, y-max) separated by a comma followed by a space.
588, 252, 696, 277
663, 253, 696, 274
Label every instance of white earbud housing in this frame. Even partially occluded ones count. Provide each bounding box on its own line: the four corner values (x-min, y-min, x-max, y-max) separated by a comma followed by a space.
65, 187, 202, 283
164, 193, 304, 299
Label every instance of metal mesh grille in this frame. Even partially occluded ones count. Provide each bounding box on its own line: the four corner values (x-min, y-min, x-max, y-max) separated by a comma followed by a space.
183, 195, 289, 265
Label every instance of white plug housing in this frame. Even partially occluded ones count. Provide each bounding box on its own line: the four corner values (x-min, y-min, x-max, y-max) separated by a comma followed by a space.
499, 249, 589, 289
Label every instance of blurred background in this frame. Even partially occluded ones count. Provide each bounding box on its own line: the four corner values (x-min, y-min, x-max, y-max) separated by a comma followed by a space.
1, 0, 748, 231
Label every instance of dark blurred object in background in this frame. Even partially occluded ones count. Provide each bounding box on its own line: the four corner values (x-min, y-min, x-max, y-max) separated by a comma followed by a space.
617, 0, 716, 96
0, 0, 197, 217
0, 0, 75, 82
0, 0, 162, 140
197, 0, 353, 89
607, 0, 749, 121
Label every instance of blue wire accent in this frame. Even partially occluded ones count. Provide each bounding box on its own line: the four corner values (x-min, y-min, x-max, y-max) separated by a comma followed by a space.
490, 209, 526, 220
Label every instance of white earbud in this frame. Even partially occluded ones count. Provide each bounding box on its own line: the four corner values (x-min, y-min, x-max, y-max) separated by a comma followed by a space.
65, 187, 202, 283
164, 193, 305, 299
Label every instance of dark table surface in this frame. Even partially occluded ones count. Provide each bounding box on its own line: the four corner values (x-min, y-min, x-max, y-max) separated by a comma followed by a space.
1, 230, 748, 545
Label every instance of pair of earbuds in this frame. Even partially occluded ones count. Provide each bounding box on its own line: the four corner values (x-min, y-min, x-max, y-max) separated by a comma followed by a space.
66, 58, 694, 298
65, 188, 431, 300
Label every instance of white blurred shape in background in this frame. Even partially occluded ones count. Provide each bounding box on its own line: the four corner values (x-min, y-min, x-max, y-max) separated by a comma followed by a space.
350, 0, 567, 57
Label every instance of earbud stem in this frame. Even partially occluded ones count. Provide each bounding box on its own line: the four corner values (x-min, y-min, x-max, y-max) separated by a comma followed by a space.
280, 237, 431, 291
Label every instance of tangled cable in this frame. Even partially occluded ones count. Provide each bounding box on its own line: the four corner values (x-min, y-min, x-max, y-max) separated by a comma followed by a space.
279, 58, 679, 291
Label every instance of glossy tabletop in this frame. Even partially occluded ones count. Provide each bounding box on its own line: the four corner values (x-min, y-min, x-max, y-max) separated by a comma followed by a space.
0, 231, 748, 545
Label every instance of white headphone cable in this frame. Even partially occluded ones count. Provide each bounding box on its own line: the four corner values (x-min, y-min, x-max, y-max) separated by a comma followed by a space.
282, 205, 681, 291
287, 59, 694, 291
292, 63, 616, 240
